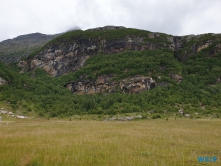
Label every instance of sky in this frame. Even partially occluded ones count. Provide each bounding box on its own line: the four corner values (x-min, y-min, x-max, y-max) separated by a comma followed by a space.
0, 0, 221, 42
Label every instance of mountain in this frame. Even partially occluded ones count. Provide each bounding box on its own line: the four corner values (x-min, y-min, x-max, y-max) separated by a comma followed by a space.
0, 32, 61, 63
18, 26, 221, 94
0, 26, 221, 117
19, 26, 221, 76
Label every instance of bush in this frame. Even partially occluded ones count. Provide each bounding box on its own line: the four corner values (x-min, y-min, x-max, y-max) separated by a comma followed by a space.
155, 114, 161, 118
27, 107, 32, 112
152, 114, 161, 119
152, 115, 156, 119
38, 111, 44, 117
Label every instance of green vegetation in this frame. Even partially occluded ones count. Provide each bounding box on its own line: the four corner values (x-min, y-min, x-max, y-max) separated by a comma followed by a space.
176, 33, 221, 58
1, 29, 221, 117
22, 28, 173, 61
44, 28, 172, 47
59, 50, 180, 83
1, 28, 221, 166
1, 46, 221, 117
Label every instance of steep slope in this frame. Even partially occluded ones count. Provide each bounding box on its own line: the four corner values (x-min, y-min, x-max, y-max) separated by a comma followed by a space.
62, 50, 181, 94
174, 33, 221, 61
0, 26, 221, 117
16, 26, 221, 95
19, 26, 174, 76
0, 33, 61, 63
19, 26, 221, 78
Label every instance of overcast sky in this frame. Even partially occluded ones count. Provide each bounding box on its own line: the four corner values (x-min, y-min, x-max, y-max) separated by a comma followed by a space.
0, 0, 221, 42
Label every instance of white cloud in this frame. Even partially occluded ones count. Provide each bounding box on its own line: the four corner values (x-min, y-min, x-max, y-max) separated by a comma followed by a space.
0, 0, 221, 41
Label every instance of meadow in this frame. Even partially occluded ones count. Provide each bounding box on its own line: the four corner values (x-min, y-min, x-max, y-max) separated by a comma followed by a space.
0, 117, 220, 166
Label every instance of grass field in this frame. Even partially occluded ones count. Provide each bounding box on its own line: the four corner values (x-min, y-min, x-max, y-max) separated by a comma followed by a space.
0, 118, 220, 166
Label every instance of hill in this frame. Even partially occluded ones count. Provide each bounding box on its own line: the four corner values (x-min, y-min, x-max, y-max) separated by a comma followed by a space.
0, 26, 221, 118
0, 33, 61, 63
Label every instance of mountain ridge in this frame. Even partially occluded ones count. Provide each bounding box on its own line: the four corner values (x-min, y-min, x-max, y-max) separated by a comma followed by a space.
17, 26, 221, 77
0, 32, 61, 63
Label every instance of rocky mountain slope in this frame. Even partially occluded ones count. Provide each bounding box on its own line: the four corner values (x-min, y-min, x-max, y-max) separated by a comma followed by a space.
15, 26, 221, 95
64, 75, 156, 94
0, 26, 221, 117
19, 26, 221, 77
0, 33, 61, 63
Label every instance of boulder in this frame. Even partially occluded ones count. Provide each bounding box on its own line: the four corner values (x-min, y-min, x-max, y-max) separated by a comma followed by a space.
184, 114, 191, 118
148, 110, 156, 114
178, 109, 184, 116
170, 73, 183, 82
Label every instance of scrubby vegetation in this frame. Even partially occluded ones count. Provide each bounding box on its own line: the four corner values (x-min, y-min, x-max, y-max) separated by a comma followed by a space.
1, 47, 221, 117
45, 28, 172, 46
58, 49, 180, 82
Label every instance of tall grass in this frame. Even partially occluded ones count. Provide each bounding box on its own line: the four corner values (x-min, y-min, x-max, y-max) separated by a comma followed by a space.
0, 118, 220, 166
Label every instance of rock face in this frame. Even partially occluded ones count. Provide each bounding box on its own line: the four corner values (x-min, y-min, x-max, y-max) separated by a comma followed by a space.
5, 26, 221, 95
174, 33, 221, 61
31, 38, 170, 76
120, 76, 156, 93
0, 77, 7, 85
18, 27, 221, 77
64, 75, 156, 94
170, 73, 183, 83
19, 27, 175, 76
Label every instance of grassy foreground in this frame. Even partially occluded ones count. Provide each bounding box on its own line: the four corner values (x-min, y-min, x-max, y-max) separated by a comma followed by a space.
0, 118, 220, 166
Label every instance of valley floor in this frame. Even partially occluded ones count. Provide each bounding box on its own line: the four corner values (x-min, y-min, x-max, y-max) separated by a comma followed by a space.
0, 118, 220, 166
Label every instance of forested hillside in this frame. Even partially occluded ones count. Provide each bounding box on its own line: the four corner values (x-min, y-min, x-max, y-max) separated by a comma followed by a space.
0, 27, 221, 118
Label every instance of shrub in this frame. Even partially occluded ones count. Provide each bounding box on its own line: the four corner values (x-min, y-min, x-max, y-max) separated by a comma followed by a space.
155, 114, 161, 118
152, 114, 161, 119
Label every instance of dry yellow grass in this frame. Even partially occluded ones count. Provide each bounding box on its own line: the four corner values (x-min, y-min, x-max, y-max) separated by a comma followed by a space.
0, 118, 220, 166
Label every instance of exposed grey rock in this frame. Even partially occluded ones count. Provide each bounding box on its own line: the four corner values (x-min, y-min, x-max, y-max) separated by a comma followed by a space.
117, 118, 124, 121
148, 110, 156, 114
16, 115, 27, 119
125, 117, 134, 121
0, 109, 8, 114
17, 27, 221, 77
184, 114, 192, 118
18, 28, 175, 76
135, 115, 142, 118
178, 109, 184, 116
0, 77, 7, 85
170, 73, 183, 83
104, 115, 143, 121
87, 25, 126, 31
64, 75, 156, 94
